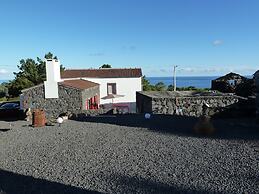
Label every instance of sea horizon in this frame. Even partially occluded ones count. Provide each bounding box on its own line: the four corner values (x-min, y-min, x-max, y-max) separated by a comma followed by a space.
147, 76, 218, 89
1, 74, 253, 89
147, 75, 253, 89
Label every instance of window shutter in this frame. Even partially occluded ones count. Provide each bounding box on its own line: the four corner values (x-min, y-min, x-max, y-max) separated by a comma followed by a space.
112, 84, 117, 94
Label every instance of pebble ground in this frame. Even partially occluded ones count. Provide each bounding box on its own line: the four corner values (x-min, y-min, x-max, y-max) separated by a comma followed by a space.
0, 115, 258, 194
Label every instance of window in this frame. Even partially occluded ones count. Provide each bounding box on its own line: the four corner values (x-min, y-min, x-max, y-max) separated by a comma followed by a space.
86, 96, 99, 110
107, 83, 116, 95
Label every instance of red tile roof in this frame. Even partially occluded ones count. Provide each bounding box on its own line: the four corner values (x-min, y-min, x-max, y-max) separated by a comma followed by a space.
61, 68, 142, 79
60, 79, 99, 90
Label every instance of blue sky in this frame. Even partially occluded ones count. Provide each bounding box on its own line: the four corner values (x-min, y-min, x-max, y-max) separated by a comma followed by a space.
0, 0, 258, 79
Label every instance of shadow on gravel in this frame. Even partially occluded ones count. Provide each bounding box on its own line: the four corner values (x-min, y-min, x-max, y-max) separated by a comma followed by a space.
75, 114, 259, 141
0, 169, 103, 194
0, 118, 21, 122
0, 169, 225, 194
105, 173, 222, 194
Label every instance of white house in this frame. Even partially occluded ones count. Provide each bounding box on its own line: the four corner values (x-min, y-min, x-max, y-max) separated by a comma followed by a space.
20, 59, 101, 117
61, 68, 143, 112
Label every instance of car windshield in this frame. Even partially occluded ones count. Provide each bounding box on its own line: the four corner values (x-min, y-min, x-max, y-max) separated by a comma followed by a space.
0, 103, 19, 109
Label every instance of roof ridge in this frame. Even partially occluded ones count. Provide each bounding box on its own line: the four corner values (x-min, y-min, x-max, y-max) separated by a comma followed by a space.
61, 68, 142, 79
63, 79, 99, 85
64, 68, 141, 70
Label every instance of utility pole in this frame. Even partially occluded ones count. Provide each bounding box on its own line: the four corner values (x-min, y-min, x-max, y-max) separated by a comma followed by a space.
173, 65, 178, 91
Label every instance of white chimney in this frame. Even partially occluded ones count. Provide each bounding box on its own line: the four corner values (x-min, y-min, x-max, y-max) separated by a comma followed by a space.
44, 59, 61, 98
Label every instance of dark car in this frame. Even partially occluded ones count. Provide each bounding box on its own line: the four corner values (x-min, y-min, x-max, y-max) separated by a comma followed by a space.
0, 102, 24, 120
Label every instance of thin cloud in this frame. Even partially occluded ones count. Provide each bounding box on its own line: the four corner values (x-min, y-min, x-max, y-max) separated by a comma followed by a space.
160, 69, 169, 73
178, 67, 195, 73
177, 66, 258, 75
179, 67, 231, 74
89, 52, 105, 56
0, 69, 8, 74
145, 65, 258, 77
122, 45, 137, 51
212, 40, 223, 46
129, 45, 136, 50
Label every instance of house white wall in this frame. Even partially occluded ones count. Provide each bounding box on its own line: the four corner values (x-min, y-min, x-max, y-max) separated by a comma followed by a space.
62, 77, 142, 111
84, 77, 142, 104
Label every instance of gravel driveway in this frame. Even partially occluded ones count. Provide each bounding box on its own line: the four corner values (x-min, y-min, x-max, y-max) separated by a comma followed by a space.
0, 115, 258, 194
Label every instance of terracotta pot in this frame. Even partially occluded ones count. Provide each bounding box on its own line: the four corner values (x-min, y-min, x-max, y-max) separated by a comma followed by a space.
32, 109, 46, 127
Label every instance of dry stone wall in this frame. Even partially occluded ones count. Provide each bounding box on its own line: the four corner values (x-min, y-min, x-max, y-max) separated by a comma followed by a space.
137, 91, 241, 117
22, 84, 83, 119
151, 96, 240, 117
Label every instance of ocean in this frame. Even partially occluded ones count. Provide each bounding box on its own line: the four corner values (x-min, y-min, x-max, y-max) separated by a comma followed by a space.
1, 76, 252, 89
1, 77, 216, 88
147, 76, 219, 89
1, 77, 215, 88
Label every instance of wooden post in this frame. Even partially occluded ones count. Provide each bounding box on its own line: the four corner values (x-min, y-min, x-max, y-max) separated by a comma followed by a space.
173, 65, 178, 91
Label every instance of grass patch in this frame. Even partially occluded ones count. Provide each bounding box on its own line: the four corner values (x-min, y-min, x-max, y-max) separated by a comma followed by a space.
0, 96, 20, 103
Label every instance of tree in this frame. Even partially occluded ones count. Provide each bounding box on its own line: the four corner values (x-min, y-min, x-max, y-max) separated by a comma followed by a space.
167, 84, 174, 91
44, 52, 58, 60
100, 64, 112, 68
42, 52, 65, 71
42, 52, 65, 74
142, 76, 152, 91
14, 58, 45, 85
0, 82, 8, 98
154, 82, 166, 91
8, 77, 34, 97
7, 52, 65, 97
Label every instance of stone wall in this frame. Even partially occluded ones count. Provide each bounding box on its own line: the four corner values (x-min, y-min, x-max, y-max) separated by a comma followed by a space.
70, 109, 110, 120
254, 71, 259, 121
137, 91, 242, 117
151, 96, 240, 117
22, 84, 83, 119
136, 92, 152, 113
